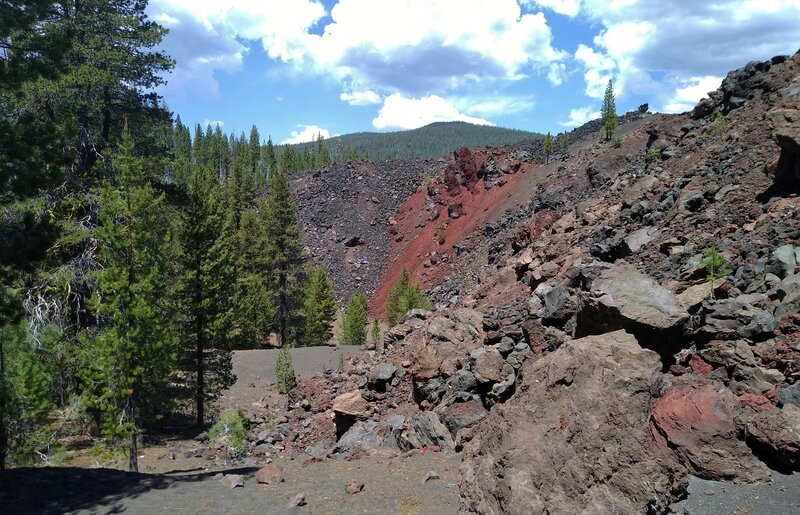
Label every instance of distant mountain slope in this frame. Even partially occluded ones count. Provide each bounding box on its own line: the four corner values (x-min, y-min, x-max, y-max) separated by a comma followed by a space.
289, 121, 542, 161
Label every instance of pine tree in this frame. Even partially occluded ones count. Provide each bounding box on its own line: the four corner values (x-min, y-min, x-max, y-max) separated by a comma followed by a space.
341, 294, 368, 345
560, 132, 570, 154
385, 268, 432, 326
314, 133, 331, 168
543, 132, 554, 164
601, 79, 618, 141
261, 169, 306, 346
83, 128, 176, 472
178, 161, 237, 426
264, 136, 277, 182
275, 345, 296, 394
236, 204, 277, 345
302, 266, 336, 346
370, 319, 382, 351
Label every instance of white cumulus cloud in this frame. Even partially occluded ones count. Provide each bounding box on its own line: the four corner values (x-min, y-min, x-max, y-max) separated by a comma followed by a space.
523, 0, 581, 17
340, 90, 382, 105
661, 75, 723, 114
149, 0, 568, 105
372, 94, 493, 130
282, 125, 332, 144
569, 0, 800, 105
201, 118, 225, 128
558, 105, 600, 127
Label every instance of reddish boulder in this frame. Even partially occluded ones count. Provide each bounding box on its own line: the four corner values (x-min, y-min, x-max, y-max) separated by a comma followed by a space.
739, 405, 800, 469
739, 393, 775, 413
688, 354, 713, 375
461, 330, 687, 514
332, 390, 368, 419
651, 381, 770, 482
254, 464, 284, 485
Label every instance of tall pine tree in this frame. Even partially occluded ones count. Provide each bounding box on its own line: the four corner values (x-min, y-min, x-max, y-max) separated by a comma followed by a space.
601, 79, 618, 141
261, 169, 305, 346
301, 266, 336, 346
83, 128, 176, 472
178, 162, 236, 426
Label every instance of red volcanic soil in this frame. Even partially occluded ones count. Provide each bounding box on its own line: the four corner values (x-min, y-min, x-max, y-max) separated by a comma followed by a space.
370, 148, 537, 317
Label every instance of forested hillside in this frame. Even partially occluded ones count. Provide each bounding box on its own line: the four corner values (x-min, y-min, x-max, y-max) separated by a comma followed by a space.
286, 121, 542, 161
0, 0, 339, 471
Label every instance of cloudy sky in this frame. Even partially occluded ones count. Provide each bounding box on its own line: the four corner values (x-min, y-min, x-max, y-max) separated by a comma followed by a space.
147, 0, 800, 143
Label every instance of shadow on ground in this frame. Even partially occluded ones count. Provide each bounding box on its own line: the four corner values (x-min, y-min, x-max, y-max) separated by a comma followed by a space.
0, 466, 258, 514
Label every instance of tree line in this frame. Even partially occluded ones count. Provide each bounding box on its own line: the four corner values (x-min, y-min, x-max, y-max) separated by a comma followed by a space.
0, 0, 343, 472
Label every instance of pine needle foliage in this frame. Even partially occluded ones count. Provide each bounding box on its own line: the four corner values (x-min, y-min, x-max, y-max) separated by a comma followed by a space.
385, 269, 432, 327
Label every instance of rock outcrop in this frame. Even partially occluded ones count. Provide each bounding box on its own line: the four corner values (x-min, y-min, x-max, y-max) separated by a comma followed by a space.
460, 331, 686, 514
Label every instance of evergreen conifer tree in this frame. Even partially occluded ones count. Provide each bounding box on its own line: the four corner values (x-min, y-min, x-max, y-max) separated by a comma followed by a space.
385, 269, 432, 326
178, 161, 237, 426
83, 128, 176, 472
302, 267, 336, 346
275, 345, 296, 394
236, 204, 277, 345
261, 170, 305, 346
341, 294, 368, 345
543, 132, 554, 164
601, 79, 618, 141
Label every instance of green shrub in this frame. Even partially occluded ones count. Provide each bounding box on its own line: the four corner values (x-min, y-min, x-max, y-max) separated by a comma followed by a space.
386, 268, 432, 327
645, 148, 661, 164
208, 408, 249, 455
342, 294, 369, 345
275, 345, 296, 394
337, 352, 345, 373
700, 246, 731, 300
436, 224, 446, 245
612, 136, 622, 148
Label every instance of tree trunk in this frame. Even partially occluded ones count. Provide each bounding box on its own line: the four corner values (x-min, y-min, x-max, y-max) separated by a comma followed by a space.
279, 271, 287, 347
128, 396, 138, 472
196, 320, 205, 427
0, 336, 7, 470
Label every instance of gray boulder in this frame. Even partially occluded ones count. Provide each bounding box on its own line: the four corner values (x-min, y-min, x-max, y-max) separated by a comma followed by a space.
575, 263, 688, 355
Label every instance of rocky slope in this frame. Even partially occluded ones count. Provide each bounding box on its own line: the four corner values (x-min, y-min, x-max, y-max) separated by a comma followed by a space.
259, 51, 800, 514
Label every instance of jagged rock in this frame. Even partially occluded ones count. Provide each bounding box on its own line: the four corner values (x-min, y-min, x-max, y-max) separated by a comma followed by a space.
224, 474, 245, 489
776, 274, 800, 317
400, 411, 455, 451
699, 340, 756, 368
439, 400, 488, 434
739, 405, 800, 470
255, 464, 284, 485
334, 421, 384, 454
698, 298, 775, 341
779, 384, 800, 408
367, 363, 398, 391
677, 279, 726, 311
448, 369, 478, 392
767, 108, 800, 191
624, 227, 660, 253
345, 481, 364, 494
461, 330, 686, 514
651, 381, 770, 482
344, 235, 362, 247
575, 263, 688, 356
472, 348, 513, 384
765, 244, 798, 279
332, 390, 368, 418
541, 284, 574, 324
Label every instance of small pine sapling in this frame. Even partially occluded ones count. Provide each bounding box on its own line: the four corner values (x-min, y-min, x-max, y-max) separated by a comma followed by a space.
337, 352, 345, 374
436, 224, 446, 245
370, 319, 382, 353
275, 345, 296, 394
700, 246, 731, 300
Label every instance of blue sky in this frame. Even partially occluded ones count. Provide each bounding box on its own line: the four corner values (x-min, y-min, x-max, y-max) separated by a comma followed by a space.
146, 0, 800, 143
